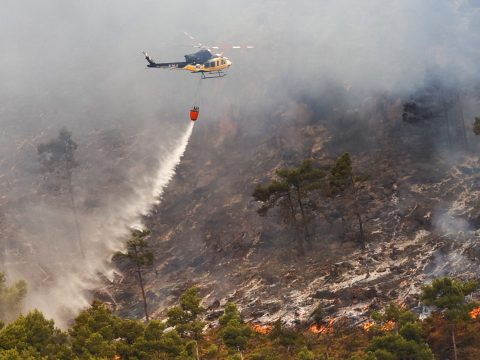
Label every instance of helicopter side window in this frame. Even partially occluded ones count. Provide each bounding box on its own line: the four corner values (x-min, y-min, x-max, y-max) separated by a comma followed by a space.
210, 61, 216, 67
217, 60, 220, 66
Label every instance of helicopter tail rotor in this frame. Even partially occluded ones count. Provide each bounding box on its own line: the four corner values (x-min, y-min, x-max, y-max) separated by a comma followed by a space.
142, 51, 156, 66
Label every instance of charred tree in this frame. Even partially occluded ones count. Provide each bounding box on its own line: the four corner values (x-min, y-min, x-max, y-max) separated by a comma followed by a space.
473, 116, 480, 135
37, 129, 84, 257
402, 84, 469, 152
329, 153, 365, 248
253, 179, 301, 253
456, 93, 468, 151
252, 159, 325, 255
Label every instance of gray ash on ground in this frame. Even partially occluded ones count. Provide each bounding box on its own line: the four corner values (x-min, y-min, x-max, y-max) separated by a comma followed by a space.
107, 88, 480, 325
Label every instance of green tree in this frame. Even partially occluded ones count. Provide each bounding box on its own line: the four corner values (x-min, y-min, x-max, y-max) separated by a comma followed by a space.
218, 303, 252, 351
219, 303, 242, 326
421, 277, 478, 360
253, 159, 325, 255
70, 300, 189, 360
297, 346, 315, 360
370, 303, 417, 334
69, 301, 120, 359
367, 334, 433, 360
269, 319, 300, 349
120, 229, 154, 322
226, 354, 243, 360
203, 344, 219, 359
364, 303, 434, 360
0, 310, 72, 359
0, 273, 27, 323
0, 349, 37, 360
329, 153, 366, 248
156, 329, 188, 358
167, 287, 205, 339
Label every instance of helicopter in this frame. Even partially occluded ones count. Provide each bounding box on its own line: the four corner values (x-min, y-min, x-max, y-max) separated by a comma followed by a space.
143, 33, 253, 79
142, 49, 232, 79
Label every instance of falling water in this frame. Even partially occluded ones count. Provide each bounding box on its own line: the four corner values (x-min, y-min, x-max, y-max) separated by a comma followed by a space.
5, 121, 195, 327
134, 121, 194, 221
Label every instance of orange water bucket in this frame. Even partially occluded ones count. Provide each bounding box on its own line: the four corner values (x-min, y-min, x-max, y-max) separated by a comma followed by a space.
190, 107, 199, 121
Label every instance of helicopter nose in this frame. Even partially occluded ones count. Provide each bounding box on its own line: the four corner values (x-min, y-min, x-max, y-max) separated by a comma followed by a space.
227, 59, 232, 67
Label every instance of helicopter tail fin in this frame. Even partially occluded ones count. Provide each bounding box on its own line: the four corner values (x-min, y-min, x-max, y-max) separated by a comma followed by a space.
142, 51, 156, 66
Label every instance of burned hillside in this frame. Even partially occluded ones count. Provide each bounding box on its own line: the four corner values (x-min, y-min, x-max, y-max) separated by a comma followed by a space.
107, 83, 480, 326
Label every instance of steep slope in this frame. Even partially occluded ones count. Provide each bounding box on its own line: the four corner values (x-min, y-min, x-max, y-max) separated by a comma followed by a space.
108, 90, 480, 326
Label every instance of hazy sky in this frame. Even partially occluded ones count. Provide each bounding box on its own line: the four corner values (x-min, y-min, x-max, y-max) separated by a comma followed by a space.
0, 0, 479, 324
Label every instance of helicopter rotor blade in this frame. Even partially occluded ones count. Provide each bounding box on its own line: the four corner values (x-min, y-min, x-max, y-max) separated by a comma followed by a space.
209, 45, 254, 50
183, 31, 196, 41
184, 31, 205, 49
183, 32, 254, 51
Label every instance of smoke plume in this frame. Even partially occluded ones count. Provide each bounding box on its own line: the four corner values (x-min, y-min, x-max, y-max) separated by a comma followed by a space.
0, 0, 479, 325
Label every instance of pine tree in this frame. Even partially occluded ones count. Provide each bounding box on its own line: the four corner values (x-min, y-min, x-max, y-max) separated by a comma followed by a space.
218, 303, 252, 351
421, 277, 478, 360
167, 287, 205, 340
121, 229, 154, 322
0, 310, 73, 359
0, 273, 27, 323
329, 153, 366, 248
366, 303, 434, 360
252, 159, 325, 255
37, 129, 84, 257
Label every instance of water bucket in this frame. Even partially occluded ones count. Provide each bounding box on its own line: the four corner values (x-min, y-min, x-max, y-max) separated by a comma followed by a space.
190, 107, 199, 121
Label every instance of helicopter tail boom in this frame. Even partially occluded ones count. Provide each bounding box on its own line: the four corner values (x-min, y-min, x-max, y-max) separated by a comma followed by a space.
142, 51, 187, 69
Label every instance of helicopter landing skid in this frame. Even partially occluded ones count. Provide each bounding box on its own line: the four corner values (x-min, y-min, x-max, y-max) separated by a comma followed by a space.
201, 71, 227, 79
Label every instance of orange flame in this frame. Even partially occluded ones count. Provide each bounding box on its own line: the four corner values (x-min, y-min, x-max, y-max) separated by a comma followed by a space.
395, 300, 407, 309
310, 319, 335, 334
381, 320, 396, 331
251, 324, 273, 334
469, 306, 480, 319
362, 320, 395, 332
362, 321, 375, 331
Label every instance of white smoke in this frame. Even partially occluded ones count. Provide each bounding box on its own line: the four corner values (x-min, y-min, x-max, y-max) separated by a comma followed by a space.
15, 122, 194, 327
434, 212, 472, 235
1, 0, 480, 325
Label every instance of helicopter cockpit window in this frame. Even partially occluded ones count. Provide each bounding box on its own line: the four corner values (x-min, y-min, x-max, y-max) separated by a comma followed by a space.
205, 63, 210, 68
